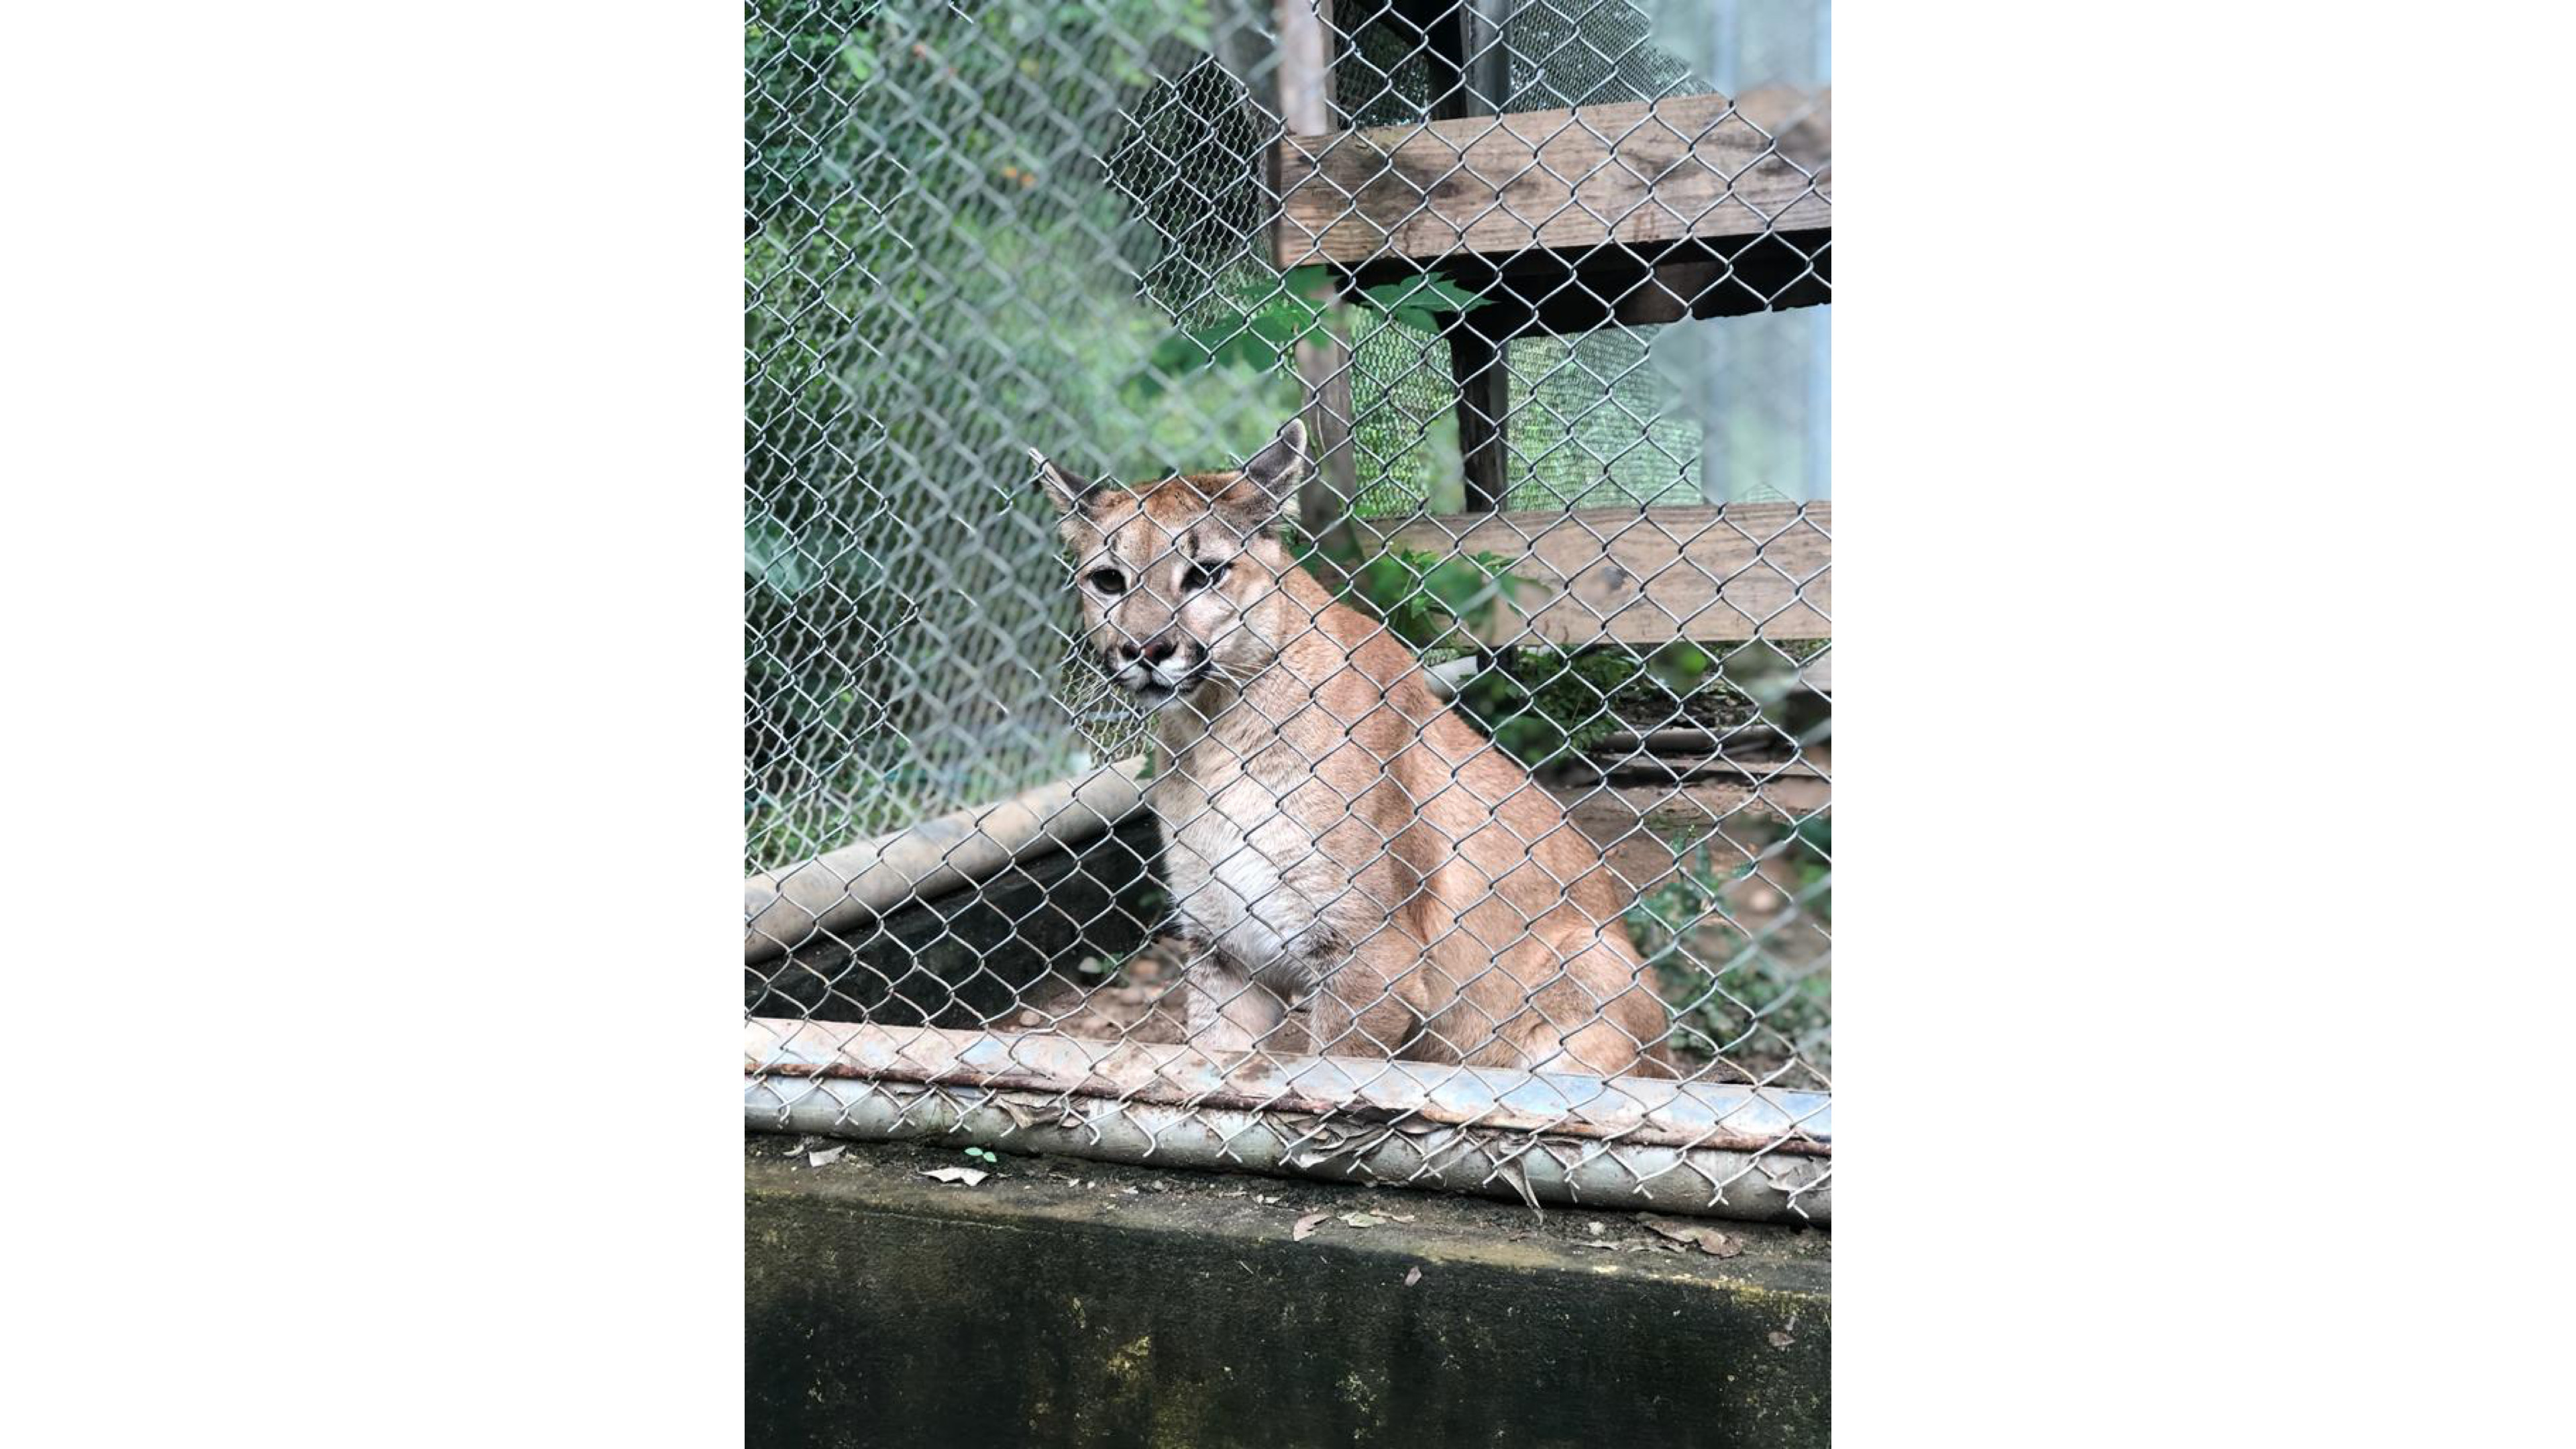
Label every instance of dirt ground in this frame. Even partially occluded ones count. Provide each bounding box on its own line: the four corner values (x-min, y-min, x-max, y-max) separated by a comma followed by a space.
1007, 930, 1823, 1089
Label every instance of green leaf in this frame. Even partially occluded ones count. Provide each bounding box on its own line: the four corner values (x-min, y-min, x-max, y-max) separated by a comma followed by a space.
1360, 272, 1494, 319
744, 519, 821, 598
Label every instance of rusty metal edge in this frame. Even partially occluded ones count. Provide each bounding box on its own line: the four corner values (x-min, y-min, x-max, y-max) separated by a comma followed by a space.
747, 1018, 1829, 1161
747, 1072, 1829, 1224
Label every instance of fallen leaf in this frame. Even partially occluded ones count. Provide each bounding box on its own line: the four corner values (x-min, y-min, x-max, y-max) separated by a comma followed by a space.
920, 1167, 989, 1186
1587, 1221, 1606, 1237
1768, 1331, 1796, 1348
1340, 1212, 1383, 1229
1403, 1267, 1422, 1287
1639, 1214, 1743, 1258
1292, 1212, 1330, 1242
1255, 1195, 1281, 1205
807, 1145, 845, 1169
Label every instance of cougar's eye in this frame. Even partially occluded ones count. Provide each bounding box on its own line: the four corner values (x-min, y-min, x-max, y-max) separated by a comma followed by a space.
1084, 568, 1126, 595
1180, 559, 1230, 593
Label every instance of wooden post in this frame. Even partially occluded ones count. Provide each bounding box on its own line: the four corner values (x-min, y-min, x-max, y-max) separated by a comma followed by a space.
1422, 0, 1515, 513
1274, 1, 1359, 561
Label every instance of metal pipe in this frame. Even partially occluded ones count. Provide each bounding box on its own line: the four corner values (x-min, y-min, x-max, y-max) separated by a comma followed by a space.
743, 758, 1149, 965
749, 1074, 1827, 1224
747, 1018, 1830, 1223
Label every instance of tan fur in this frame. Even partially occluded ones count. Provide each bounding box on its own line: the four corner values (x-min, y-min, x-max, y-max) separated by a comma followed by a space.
1036, 433, 1674, 1079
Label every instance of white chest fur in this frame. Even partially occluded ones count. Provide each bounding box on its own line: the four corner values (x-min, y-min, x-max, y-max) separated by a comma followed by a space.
1152, 767, 1338, 979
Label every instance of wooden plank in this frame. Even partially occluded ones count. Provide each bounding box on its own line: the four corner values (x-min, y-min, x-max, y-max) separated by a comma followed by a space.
1513, 229, 1830, 332
1556, 779, 1830, 901
1276, 89, 1829, 271
1380, 502, 1831, 645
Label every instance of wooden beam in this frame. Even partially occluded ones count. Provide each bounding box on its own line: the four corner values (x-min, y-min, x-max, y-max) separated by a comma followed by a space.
1413, 0, 1519, 512
1558, 779, 1830, 901
1275, 1, 1361, 557
1276, 89, 1829, 272
1379, 502, 1831, 645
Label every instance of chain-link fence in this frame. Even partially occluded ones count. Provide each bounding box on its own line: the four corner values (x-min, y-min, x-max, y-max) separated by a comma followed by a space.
747, 0, 1829, 1221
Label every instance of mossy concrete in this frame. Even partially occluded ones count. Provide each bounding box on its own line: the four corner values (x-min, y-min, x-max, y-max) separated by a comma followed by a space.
747, 1134, 1829, 1447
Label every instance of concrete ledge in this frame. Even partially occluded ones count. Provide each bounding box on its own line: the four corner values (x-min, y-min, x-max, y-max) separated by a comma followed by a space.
748, 1136, 1829, 1447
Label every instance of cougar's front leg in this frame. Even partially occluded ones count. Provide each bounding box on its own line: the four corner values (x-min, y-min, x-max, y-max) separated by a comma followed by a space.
1177, 945, 1286, 1056
1300, 932, 1425, 1061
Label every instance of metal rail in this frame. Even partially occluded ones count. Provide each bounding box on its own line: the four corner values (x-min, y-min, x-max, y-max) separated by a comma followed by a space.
748, 1018, 1831, 1222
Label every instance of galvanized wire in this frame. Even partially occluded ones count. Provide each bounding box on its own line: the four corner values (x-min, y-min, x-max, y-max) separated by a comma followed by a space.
747, 0, 1831, 1219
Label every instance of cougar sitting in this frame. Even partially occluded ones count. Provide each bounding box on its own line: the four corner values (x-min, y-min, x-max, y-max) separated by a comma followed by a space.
1031, 419, 1674, 1079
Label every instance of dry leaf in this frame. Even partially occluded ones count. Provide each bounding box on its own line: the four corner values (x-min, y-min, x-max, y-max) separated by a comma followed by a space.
1340, 1212, 1382, 1229
1587, 1221, 1606, 1237
1768, 1331, 1795, 1348
807, 1145, 846, 1169
1639, 1214, 1742, 1258
1403, 1267, 1422, 1287
920, 1167, 989, 1186
1292, 1212, 1329, 1242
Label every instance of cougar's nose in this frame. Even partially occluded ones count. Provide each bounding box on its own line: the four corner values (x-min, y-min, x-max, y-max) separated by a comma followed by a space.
1112, 640, 1142, 665
1141, 636, 1180, 667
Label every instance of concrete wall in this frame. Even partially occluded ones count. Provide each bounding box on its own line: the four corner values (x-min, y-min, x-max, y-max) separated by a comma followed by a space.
748, 1136, 1829, 1446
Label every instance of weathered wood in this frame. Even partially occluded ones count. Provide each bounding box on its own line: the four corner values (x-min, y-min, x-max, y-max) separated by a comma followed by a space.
1513, 227, 1831, 331
1448, 297, 1520, 512
1276, 1, 1362, 554
1276, 89, 1829, 272
1413, 0, 1519, 511
1380, 502, 1831, 645
1556, 775, 1830, 900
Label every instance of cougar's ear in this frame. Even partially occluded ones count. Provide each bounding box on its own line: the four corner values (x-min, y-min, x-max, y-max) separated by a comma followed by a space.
1232, 417, 1308, 532
1028, 447, 1094, 517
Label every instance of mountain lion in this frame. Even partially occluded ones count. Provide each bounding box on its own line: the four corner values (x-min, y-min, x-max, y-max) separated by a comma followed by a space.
1031, 419, 1675, 1079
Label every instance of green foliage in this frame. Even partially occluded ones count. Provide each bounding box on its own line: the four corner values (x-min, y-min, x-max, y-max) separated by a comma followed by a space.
745, 0, 1260, 865
1446, 651, 1619, 769
1355, 272, 1493, 333
1127, 266, 1495, 398
1446, 644, 1723, 771
1628, 829, 1833, 1078
1344, 546, 1523, 651
1786, 813, 1831, 923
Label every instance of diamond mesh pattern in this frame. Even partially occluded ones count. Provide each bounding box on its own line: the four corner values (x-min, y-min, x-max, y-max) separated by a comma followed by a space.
747, 0, 1831, 1220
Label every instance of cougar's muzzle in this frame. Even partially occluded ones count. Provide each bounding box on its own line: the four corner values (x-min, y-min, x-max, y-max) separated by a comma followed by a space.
1109, 631, 1208, 700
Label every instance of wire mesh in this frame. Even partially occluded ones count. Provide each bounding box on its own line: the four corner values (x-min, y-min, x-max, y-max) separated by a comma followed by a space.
747, 0, 1831, 1220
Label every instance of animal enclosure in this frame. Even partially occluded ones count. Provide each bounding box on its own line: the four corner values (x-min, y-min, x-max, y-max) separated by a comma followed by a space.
747, 0, 1830, 1220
